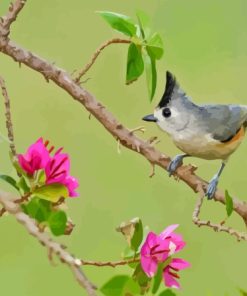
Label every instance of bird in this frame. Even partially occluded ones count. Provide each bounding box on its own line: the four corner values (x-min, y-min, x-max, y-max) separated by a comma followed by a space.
142, 71, 247, 199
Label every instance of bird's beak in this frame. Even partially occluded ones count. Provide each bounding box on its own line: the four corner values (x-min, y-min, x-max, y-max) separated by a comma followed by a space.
142, 114, 157, 122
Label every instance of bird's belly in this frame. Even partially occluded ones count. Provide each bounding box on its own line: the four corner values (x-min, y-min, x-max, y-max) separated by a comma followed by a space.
172, 131, 244, 160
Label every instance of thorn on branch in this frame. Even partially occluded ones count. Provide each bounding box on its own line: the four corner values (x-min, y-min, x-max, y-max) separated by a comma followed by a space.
149, 163, 155, 178
129, 126, 146, 135
48, 247, 57, 266
79, 77, 91, 85
117, 139, 122, 154
146, 136, 161, 147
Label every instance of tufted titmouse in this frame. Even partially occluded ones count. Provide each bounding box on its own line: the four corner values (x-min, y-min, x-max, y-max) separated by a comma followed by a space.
143, 71, 247, 199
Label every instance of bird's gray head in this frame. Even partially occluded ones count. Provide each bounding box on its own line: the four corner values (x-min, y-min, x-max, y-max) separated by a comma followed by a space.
143, 71, 193, 135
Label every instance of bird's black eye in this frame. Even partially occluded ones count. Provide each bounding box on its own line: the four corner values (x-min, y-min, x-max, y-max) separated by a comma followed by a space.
162, 108, 171, 118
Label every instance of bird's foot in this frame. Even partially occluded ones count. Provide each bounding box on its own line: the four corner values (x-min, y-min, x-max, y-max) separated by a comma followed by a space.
205, 175, 219, 200
168, 155, 184, 177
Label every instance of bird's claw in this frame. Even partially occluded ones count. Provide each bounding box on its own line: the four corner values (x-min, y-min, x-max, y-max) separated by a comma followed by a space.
167, 155, 184, 177
205, 176, 219, 200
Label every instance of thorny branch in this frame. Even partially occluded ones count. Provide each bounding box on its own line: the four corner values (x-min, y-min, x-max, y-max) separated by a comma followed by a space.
0, 0, 26, 39
1, 1, 247, 229
75, 38, 131, 83
0, 76, 17, 156
0, 190, 97, 296
192, 185, 247, 241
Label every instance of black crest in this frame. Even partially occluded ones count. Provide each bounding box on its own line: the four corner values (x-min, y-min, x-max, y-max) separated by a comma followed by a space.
158, 71, 176, 108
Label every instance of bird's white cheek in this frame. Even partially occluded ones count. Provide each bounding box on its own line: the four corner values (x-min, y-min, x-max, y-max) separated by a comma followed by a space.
169, 108, 179, 118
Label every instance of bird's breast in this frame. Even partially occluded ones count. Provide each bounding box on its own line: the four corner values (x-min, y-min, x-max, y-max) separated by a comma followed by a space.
172, 128, 245, 160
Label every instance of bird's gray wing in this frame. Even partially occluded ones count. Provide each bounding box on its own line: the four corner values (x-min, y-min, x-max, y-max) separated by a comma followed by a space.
199, 104, 247, 142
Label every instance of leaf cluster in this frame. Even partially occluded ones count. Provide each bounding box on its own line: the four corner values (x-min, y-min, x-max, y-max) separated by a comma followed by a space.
98, 11, 164, 101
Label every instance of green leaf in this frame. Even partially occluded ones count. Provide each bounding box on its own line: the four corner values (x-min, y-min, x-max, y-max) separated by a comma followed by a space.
225, 190, 234, 217
123, 277, 141, 295
159, 289, 177, 296
239, 288, 247, 296
33, 183, 68, 202
136, 10, 150, 40
17, 176, 30, 194
152, 264, 163, 294
98, 11, 136, 37
144, 51, 157, 101
132, 263, 151, 294
0, 174, 19, 191
126, 43, 144, 84
22, 197, 51, 223
101, 275, 130, 296
146, 33, 164, 60
48, 210, 67, 236
131, 219, 143, 252
35, 170, 46, 186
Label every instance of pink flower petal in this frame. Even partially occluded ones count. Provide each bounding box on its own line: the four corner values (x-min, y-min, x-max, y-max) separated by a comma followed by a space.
18, 155, 33, 174
140, 255, 158, 277
163, 267, 180, 289
159, 224, 179, 240
145, 232, 159, 250
170, 258, 191, 270
169, 233, 186, 252
63, 176, 79, 197
18, 138, 50, 174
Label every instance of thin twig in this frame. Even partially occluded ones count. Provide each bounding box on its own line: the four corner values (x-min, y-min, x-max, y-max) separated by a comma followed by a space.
0, 190, 97, 296
1, 2, 247, 228
0, 76, 17, 156
192, 184, 247, 241
81, 257, 140, 268
0, 0, 26, 39
74, 38, 130, 83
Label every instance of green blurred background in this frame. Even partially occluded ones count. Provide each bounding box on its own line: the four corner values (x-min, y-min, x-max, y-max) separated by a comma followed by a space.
0, 0, 247, 295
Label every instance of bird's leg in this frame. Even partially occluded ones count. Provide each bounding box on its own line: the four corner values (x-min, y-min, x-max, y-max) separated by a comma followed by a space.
168, 154, 190, 177
206, 161, 226, 200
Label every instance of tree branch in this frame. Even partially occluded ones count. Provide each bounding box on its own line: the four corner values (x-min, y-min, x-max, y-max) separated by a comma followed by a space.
192, 185, 247, 241
0, 190, 97, 296
1, 1, 247, 229
0, 0, 26, 39
74, 38, 131, 84
0, 75, 17, 156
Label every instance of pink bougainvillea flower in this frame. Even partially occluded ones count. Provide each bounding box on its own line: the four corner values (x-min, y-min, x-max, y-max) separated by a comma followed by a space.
18, 138, 50, 175
163, 258, 190, 289
141, 231, 171, 277
140, 224, 189, 289
18, 138, 79, 197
